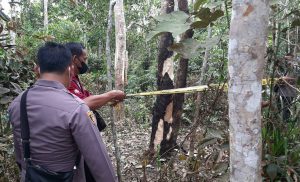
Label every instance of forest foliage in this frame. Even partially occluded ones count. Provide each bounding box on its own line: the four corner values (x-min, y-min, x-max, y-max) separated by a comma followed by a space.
0, 0, 299, 181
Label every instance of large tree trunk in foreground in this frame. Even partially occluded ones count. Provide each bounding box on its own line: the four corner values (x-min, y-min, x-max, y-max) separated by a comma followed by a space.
228, 0, 269, 181
170, 0, 193, 153
149, 0, 175, 157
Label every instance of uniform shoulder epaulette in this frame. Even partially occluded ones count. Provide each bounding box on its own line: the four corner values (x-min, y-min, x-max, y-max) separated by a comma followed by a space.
63, 89, 85, 105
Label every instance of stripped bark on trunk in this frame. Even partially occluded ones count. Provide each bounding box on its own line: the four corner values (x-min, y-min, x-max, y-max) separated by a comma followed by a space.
149, 0, 175, 157
228, 0, 269, 181
171, 0, 193, 153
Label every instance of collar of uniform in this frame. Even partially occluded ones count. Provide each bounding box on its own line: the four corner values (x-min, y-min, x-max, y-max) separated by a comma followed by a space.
72, 75, 80, 82
35, 79, 66, 90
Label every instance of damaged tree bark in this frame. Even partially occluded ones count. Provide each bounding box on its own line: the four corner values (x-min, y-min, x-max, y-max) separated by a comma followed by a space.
170, 0, 193, 154
149, 0, 175, 157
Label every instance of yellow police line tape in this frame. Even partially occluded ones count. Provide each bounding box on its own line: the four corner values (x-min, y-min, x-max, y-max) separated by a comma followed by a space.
126, 78, 278, 97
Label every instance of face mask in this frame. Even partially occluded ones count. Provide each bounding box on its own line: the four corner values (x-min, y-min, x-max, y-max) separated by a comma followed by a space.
78, 61, 89, 74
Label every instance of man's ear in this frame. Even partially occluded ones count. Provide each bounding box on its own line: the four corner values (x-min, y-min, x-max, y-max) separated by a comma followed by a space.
70, 65, 75, 73
33, 64, 40, 78
72, 55, 77, 62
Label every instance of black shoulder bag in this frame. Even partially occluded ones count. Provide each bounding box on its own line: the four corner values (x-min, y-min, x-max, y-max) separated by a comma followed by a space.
20, 89, 79, 182
92, 110, 107, 132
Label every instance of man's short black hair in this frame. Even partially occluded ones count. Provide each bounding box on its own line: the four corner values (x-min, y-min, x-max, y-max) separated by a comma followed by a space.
65, 42, 85, 56
37, 42, 72, 74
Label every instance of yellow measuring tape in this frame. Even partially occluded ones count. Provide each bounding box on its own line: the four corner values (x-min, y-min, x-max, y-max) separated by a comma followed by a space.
126, 78, 278, 97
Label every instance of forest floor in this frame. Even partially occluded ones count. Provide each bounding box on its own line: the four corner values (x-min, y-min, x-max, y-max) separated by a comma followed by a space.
102, 118, 230, 182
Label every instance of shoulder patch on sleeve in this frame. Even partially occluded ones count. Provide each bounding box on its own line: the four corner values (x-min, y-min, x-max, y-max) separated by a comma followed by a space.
87, 111, 97, 125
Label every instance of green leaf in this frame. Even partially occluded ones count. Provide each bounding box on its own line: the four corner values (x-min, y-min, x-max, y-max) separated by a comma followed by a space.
207, 128, 224, 139
147, 11, 191, 41
214, 172, 229, 181
194, 0, 207, 12
174, 53, 181, 61
289, 10, 300, 17
191, 21, 210, 29
178, 154, 187, 161
206, 1, 224, 9
202, 36, 221, 49
0, 143, 9, 152
0, 10, 10, 22
198, 138, 218, 148
213, 162, 228, 174
10, 82, 22, 94
281, 27, 289, 33
286, 175, 293, 182
266, 164, 278, 181
168, 38, 202, 59
196, 8, 211, 20
291, 19, 300, 28
194, 8, 224, 25
168, 36, 220, 59
0, 96, 13, 104
270, 0, 280, 6
153, 11, 189, 22
210, 10, 224, 22
0, 86, 10, 96
146, 31, 165, 42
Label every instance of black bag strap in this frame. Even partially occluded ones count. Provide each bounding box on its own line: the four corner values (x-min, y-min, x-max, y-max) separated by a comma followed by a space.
20, 88, 81, 167
20, 89, 31, 160
75, 153, 81, 167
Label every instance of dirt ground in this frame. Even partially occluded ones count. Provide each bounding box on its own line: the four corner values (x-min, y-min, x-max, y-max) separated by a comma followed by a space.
102, 118, 229, 182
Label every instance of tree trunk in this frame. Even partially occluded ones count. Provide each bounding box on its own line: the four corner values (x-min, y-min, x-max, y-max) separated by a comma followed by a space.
114, 0, 128, 90
149, 0, 175, 157
0, 111, 3, 136
106, 0, 114, 91
170, 0, 193, 154
189, 24, 211, 158
112, 0, 126, 181
114, 0, 127, 121
294, 27, 299, 56
228, 0, 269, 181
98, 38, 102, 61
43, 0, 48, 29
285, 0, 290, 54
9, 0, 16, 50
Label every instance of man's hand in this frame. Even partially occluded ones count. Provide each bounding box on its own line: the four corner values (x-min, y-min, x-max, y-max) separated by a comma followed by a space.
281, 76, 295, 81
279, 76, 296, 85
109, 90, 126, 102
83, 90, 125, 110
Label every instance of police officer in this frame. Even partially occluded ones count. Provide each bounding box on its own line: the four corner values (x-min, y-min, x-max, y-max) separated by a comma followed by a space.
65, 42, 125, 182
9, 42, 119, 181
